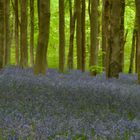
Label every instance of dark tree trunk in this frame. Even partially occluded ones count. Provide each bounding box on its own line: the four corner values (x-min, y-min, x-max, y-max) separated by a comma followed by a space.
68, 0, 76, 70
106, 0, 122, 78
15, 0, 19, 65
0, 0, 4, 68
81, 0, 86, 72
30, 0, 34, 66
90, 0, 98, 76
4, 0, 10, 66
135, 0, 140, 83
59, 0, 65, 73
119, 0, 125, 72
76, 0, 82, 70
20, 0, 28, 68
34, 0, 50, 74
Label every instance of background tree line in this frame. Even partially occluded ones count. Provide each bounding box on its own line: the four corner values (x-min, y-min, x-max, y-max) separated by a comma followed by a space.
0, 0, 140, 83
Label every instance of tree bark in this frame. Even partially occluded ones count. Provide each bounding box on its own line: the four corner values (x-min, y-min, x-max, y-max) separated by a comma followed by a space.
15, 0, 19, 65
30, 0, 34, 66
68, 0, 76, 70
90, 0, 98, 75
119, 0, 125, 72
102, 0, 110, 71
81, 0, 86, 72
129, 29, 136, 73
0, 0, 4, 68
4, 0, 10, 66
20, 0, 28, 68
59, 0, 65, 73
76, 0, 82, 70
34, 0, 50, 74
106, 0, 122, 78
135, 0, 140, 83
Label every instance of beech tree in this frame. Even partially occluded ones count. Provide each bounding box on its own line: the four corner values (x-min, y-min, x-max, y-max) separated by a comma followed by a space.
34, 0, 50, 74
106, 0, 123, 78
0, 0, 4, 68
90, 0, 98, 76
119, 0, 125, 72
76, 0, 82, 70
30, 0, 34, 66
59, 0, 65, 73
4, 0, 10, 66
129, 19, 137, 73
135, 0, 140, 83
68, 0, 76, 70
81, 0, 86, 72
14, 0, 19, 65
20, 0, 28, 68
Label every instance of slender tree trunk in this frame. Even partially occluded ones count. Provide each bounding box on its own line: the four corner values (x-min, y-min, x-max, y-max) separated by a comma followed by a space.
34, 0, 50, 74
119, 0, 125, 72
129, 29, 136, 73
76, 0, 82, 70
4, 0, 10, 66
30, 0, 34, 66
0, 0, 4, 68
135, 0, 140, 83
15, 0, 19, 65
59, 0, 65, 73
20, 0, 28, 68
135, 15, 138, 73
102, 0, 110, 71
90, 0, 98, 75
68, 0, 76, 70
81, 0, 86, 72
106, 0, 122, 78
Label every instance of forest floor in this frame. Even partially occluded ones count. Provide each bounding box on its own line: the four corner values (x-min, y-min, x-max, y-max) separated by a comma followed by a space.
0, 66, 140, 140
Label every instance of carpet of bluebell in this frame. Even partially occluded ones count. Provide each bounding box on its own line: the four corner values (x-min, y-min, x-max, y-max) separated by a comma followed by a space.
0, 66, 140, 140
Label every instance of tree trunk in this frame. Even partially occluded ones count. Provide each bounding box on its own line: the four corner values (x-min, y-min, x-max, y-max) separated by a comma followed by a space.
20, 0, 28, 68
68, 0, 76, 70
81, 0, 86, 72
15, 0, 19, 65
30, 0, 34, 66
59, 0, 65, 73
106, 0, 122, 78
90, 0, 98, 76
102, 0, 110, 71
129, 29, 136, 73
4, 0, 10, 66
0, 0, 4, 68
76, 0, 82, 70
34, 0, 50, 74
119, 0, 125, 72
135, 0, 140, 83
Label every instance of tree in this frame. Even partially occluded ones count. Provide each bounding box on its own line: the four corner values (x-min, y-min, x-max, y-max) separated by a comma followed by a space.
76, 0, 82, 70
90, 0, 98, 75
106, 0, 122, 78
0, 0, 4, 68
30, 0, 34, 66
129, 28, 136, 73
68, 0, 76, 70
20, 0, 28, 68
4, 0, 10, 66
129, 18, 137, 74
119, 0, 125, 72
14, 0, 19, 65
135, 0, 140, 83
81, 0, 86, 72
34, 0, 50, 74
59, 0, 65, 72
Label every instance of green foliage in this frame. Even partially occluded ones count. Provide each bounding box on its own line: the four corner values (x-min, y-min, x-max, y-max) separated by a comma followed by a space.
90, 65, 103, 74
9, 0, 137, 73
